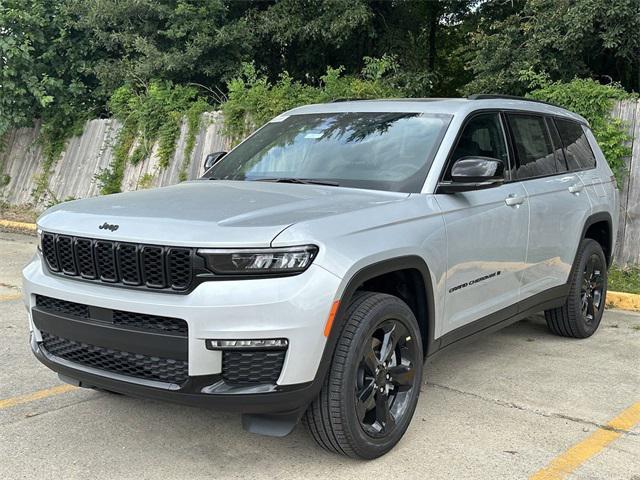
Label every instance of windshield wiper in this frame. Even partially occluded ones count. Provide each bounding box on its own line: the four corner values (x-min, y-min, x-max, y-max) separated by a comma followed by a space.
253, 177, 340, 186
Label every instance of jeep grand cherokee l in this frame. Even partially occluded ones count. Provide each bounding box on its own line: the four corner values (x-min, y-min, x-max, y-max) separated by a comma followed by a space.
23, 96, 617, 458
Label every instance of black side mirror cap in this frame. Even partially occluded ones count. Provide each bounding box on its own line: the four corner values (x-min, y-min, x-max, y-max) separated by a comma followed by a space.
204, 151, 227, 171
437, 156, 505, 193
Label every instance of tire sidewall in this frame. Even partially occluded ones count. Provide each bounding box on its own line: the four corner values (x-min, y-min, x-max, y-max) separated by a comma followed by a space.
336, 296, 423, 459
571, 240, 608, 337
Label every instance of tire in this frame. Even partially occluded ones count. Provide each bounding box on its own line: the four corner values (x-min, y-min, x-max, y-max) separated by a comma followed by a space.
305, 291, 423, 459
545, 239, 608, 338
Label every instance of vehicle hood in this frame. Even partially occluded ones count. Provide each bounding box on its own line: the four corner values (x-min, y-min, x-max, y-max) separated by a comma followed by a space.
38, 180, 409, 247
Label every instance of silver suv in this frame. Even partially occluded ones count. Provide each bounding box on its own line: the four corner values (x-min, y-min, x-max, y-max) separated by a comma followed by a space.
23, 96, 618, 458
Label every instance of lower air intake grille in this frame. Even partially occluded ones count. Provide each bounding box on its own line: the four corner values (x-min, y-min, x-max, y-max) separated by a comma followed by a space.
41, 332, 188, 384
222, 350, 286, 385
112, 310, 188, 336
35, 295, 188, 337
36, 295, 89, 318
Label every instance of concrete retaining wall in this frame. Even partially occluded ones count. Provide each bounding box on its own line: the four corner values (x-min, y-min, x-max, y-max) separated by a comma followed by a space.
0, 112, 230, 207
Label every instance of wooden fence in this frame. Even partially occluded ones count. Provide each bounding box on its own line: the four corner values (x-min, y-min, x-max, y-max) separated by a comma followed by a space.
1, 103, 640, 265
612, 100, 640, 266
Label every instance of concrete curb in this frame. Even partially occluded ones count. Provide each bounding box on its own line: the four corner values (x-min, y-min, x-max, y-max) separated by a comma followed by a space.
607, 291, 640, 312
0, 220, 37, 235
2, 218, 639, 312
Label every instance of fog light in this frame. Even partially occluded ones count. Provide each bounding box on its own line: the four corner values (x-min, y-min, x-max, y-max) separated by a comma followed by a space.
205, 338, 288, 350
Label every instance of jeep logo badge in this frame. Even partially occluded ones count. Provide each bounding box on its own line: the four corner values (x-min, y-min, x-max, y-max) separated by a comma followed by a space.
98, 222, 119, 232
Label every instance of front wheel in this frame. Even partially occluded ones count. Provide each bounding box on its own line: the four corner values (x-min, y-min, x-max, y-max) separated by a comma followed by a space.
305, 291, 423, 459
545, 239, 607, 338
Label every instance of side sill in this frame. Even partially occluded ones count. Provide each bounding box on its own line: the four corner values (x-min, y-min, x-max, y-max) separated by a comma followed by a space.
427, 284, 569, 362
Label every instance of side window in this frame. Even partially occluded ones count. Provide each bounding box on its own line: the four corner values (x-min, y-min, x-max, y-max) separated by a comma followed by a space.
546, 117, 569, 173
507, 114, 557, 180
446, 112, 509, 179
554, 118, 597, 171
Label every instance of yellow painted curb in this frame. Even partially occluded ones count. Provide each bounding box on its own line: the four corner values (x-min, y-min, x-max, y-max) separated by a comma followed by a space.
0, 219, 37, 235
607, 291, 640, 312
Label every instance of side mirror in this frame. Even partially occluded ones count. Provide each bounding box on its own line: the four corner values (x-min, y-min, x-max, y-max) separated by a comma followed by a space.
438, 157, 505, 193
204, 151, 227, 171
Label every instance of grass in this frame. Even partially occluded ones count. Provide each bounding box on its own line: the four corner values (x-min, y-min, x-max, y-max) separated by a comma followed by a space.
609, 265, 640, 294
0, 201, 40, 223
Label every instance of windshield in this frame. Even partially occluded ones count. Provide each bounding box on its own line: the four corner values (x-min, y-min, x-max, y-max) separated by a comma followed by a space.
205, 112, 452, 192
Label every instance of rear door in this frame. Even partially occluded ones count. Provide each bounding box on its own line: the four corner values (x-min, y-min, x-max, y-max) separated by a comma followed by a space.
506, 113, 591, 302
436, 112, 529, 335
554, 117, 607, 198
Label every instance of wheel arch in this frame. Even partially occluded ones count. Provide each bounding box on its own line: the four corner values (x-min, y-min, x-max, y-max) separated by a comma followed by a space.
580, 211, 614, 267
328, 256, 436, 362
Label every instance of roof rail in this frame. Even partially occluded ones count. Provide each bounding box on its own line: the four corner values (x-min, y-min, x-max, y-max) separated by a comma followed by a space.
329, 97, 368, 103
467, 94, 561, 109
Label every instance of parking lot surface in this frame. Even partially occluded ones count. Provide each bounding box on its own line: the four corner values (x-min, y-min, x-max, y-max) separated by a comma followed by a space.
1, 230, 639, 479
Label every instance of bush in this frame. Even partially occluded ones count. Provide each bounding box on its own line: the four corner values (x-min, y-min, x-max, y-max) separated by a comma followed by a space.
97, 81, 211, 194
221, 56, 404, 144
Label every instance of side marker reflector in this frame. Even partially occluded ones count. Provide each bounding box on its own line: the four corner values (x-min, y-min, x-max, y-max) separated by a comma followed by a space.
324, 301, 340, 337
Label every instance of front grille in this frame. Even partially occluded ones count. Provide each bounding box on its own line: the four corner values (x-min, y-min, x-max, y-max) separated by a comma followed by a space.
41, 232, 194, 291
41, 332, 188, 384
35, 295, 188, 337
222, 350, 286, 385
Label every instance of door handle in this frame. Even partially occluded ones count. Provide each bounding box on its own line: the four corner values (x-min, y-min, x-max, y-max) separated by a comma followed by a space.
505, 194, 524, 206
568, 183, 584, 194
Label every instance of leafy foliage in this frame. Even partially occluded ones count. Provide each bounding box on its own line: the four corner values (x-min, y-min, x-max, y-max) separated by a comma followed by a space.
68, 0, 251, 100
97, 81, 209, 194
0, 0, 98, 135
222, 58, 403, 143
529, 78, 633, 182
463, 0, 640, 96
1, 0, 97, 202
2, 0, 640, 202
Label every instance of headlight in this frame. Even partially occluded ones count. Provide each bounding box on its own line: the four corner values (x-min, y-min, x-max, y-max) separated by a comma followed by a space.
198, 245, 318, 275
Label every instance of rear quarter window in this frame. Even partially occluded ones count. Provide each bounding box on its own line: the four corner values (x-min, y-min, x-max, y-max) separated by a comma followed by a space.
554, 118, 597, 171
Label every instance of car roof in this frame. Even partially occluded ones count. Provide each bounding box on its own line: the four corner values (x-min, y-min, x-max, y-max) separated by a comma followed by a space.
283, 98, 588, 126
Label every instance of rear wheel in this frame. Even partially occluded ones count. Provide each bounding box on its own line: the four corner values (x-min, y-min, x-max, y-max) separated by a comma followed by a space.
545, 239, 607, 338
305, 291, 423, 459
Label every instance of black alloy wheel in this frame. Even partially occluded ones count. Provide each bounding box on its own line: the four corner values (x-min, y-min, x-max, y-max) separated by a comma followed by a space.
545, 239, 608, 338
581, 253, 605, 324
306, 291, 423, 459
355, 319, 418, 437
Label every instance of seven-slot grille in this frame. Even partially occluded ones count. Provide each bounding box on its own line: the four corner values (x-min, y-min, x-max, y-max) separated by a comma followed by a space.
41, 232, 193, 291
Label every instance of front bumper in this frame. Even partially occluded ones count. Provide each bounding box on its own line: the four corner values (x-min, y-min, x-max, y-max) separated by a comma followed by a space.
23, 254, 342, 413
30, 334, 320, 413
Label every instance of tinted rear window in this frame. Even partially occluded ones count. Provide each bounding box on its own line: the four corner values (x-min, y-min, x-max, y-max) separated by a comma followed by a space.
507, 114, 556, 179
545, 117, 568, 173
554, 119, 596, 171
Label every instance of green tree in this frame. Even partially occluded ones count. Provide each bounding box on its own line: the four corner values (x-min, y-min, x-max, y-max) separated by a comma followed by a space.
70, 0, 255, 99
0, 0, 96, 135
463, 0, 640, 96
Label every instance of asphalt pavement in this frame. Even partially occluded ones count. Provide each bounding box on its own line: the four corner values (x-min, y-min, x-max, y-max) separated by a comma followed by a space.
1, 230, 638, 479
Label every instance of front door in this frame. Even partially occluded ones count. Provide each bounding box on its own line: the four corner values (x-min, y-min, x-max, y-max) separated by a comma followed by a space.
436, 112, 529, 336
